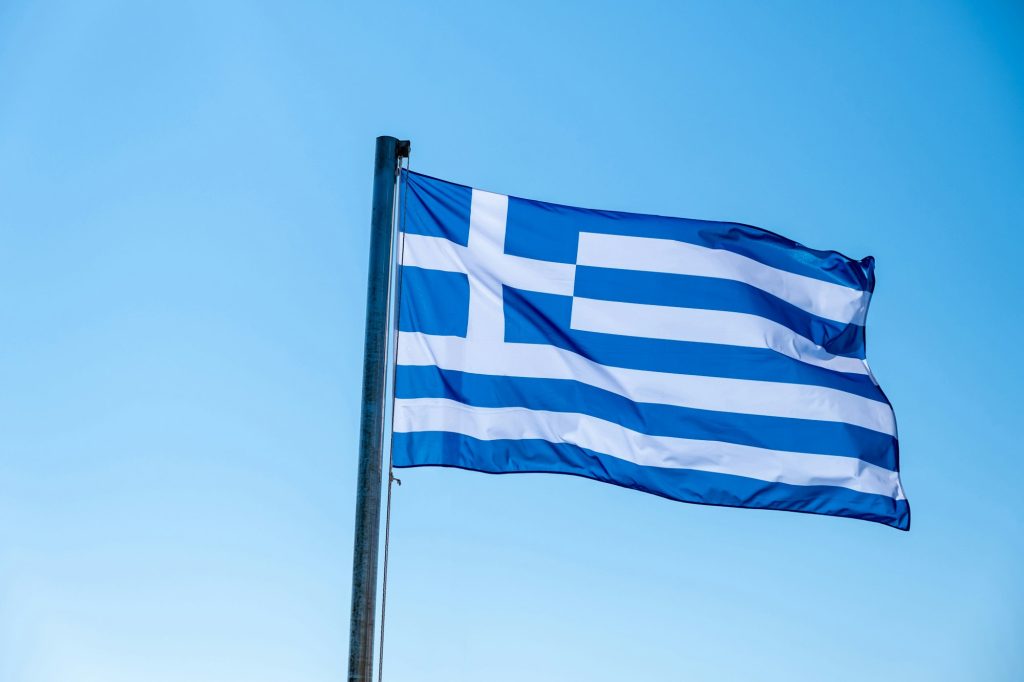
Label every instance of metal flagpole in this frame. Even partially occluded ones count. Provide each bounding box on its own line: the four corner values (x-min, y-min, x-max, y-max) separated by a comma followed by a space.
348, 135, 410, 682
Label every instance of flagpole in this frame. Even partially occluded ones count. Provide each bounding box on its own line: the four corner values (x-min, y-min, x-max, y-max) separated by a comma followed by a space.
348, 135, 409, 682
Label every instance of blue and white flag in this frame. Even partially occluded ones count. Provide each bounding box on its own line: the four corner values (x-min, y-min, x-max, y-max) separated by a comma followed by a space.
392, 170, 908, 530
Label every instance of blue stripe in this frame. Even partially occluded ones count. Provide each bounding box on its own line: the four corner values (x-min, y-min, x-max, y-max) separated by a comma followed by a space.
502, 190, 874, 291
392, 431, 910, 530
396, 365, 898, 469
502, 286, 888, 402
402, 170, 471, 246
574, 266, 866, 358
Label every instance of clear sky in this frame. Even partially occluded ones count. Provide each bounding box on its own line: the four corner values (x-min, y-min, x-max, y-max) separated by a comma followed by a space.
1, 1, 1022, 680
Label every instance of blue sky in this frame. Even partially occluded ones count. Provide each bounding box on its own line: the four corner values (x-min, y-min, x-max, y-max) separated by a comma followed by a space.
1, 1, 1022, 680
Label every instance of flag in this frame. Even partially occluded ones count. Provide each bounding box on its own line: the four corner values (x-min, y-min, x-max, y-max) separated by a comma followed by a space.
391, 170, 908, 530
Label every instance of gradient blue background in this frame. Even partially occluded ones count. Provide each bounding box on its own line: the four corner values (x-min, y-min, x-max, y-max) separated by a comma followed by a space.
2, 2, 1022, 680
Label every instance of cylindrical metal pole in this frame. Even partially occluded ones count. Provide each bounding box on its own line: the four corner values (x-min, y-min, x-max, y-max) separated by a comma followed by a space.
348, 135, 408, 682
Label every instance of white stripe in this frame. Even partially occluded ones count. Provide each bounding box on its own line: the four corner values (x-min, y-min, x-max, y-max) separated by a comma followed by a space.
465, 190, 508, 342
397, 332, 896, 436
400, 233, 466, 274
571, 297, 869, 375
576, 232, 869, 325
394, 398, 904, 500
401, 234, 576, 295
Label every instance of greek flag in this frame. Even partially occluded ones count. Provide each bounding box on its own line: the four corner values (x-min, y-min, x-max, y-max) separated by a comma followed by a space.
392, 170, 908, 530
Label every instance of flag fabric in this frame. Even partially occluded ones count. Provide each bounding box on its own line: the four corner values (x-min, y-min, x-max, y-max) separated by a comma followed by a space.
391, 170, 908, 530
